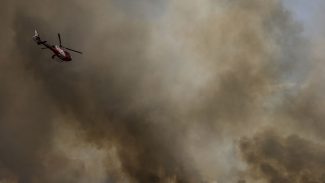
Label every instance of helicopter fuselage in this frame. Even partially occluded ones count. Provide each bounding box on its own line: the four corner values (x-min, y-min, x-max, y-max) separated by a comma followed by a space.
40, 42, 72, 61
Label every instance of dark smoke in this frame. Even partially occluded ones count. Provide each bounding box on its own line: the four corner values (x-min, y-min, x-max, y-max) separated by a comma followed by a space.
0, 0, 324, 182
240, 130, 325, 183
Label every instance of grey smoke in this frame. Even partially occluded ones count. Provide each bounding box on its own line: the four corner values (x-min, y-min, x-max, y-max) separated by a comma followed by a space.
0, 0, 324, 183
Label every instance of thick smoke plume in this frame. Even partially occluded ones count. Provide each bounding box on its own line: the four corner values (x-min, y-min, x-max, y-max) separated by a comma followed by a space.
240, 130, 325, 183
0, 0, 324, 182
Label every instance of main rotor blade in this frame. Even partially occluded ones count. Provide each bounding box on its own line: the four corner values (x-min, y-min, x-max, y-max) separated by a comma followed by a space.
58, 33, 62, 47
63, 47, 82, 54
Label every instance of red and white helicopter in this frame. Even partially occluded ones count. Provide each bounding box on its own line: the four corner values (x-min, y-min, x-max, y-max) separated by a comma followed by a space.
33, 30, 82, 62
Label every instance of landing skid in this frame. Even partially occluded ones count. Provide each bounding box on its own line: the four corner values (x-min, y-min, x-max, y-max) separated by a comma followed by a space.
51, 55, 63, 63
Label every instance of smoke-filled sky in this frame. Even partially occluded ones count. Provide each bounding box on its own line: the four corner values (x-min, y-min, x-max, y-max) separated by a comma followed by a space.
1, 0, 325, 183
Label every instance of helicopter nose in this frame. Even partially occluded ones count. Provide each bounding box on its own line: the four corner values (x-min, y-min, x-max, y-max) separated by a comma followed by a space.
64, 51, 72, 61
62, 55, 72, 61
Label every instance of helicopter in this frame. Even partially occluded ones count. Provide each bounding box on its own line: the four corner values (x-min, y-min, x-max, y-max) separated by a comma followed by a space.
33, 30, 82, 62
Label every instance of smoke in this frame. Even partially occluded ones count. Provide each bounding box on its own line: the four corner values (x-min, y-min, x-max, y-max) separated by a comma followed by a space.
240, 130, 325, 183
0, 0, 324, 182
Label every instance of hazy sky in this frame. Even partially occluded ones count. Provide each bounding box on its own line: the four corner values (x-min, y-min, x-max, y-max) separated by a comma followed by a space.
284, 0, 323, 37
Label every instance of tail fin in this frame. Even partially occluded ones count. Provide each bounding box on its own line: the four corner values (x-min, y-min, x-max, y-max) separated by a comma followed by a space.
33, 29, 43, 44
34, 30, 39, 37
